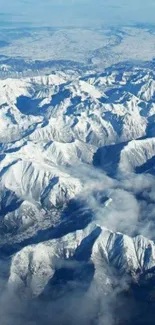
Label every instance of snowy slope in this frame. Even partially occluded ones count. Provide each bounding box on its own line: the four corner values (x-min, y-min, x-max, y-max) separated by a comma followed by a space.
8, 224, 155, 296
1, 62, 155, 305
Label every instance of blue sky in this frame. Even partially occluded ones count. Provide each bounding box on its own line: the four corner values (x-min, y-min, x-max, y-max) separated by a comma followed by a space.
0, 0, 154, 27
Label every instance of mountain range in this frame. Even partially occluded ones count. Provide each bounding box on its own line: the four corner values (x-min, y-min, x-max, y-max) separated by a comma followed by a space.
1, 61, 155, 324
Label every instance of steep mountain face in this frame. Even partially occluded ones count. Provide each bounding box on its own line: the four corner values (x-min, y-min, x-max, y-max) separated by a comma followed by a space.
9, 223, 155, 296
1, 61, 155, 324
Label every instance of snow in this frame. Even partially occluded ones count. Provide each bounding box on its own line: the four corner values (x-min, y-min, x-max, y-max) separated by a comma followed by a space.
8, 224, 155, 295
1, 62, 155, 298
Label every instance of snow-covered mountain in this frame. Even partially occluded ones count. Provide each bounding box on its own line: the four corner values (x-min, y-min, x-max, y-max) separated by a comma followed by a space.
1, 61, 155, 324
9, 223, 155, 296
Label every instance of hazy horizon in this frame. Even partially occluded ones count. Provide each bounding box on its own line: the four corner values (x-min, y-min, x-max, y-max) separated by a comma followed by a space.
0, 0, 155, 27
